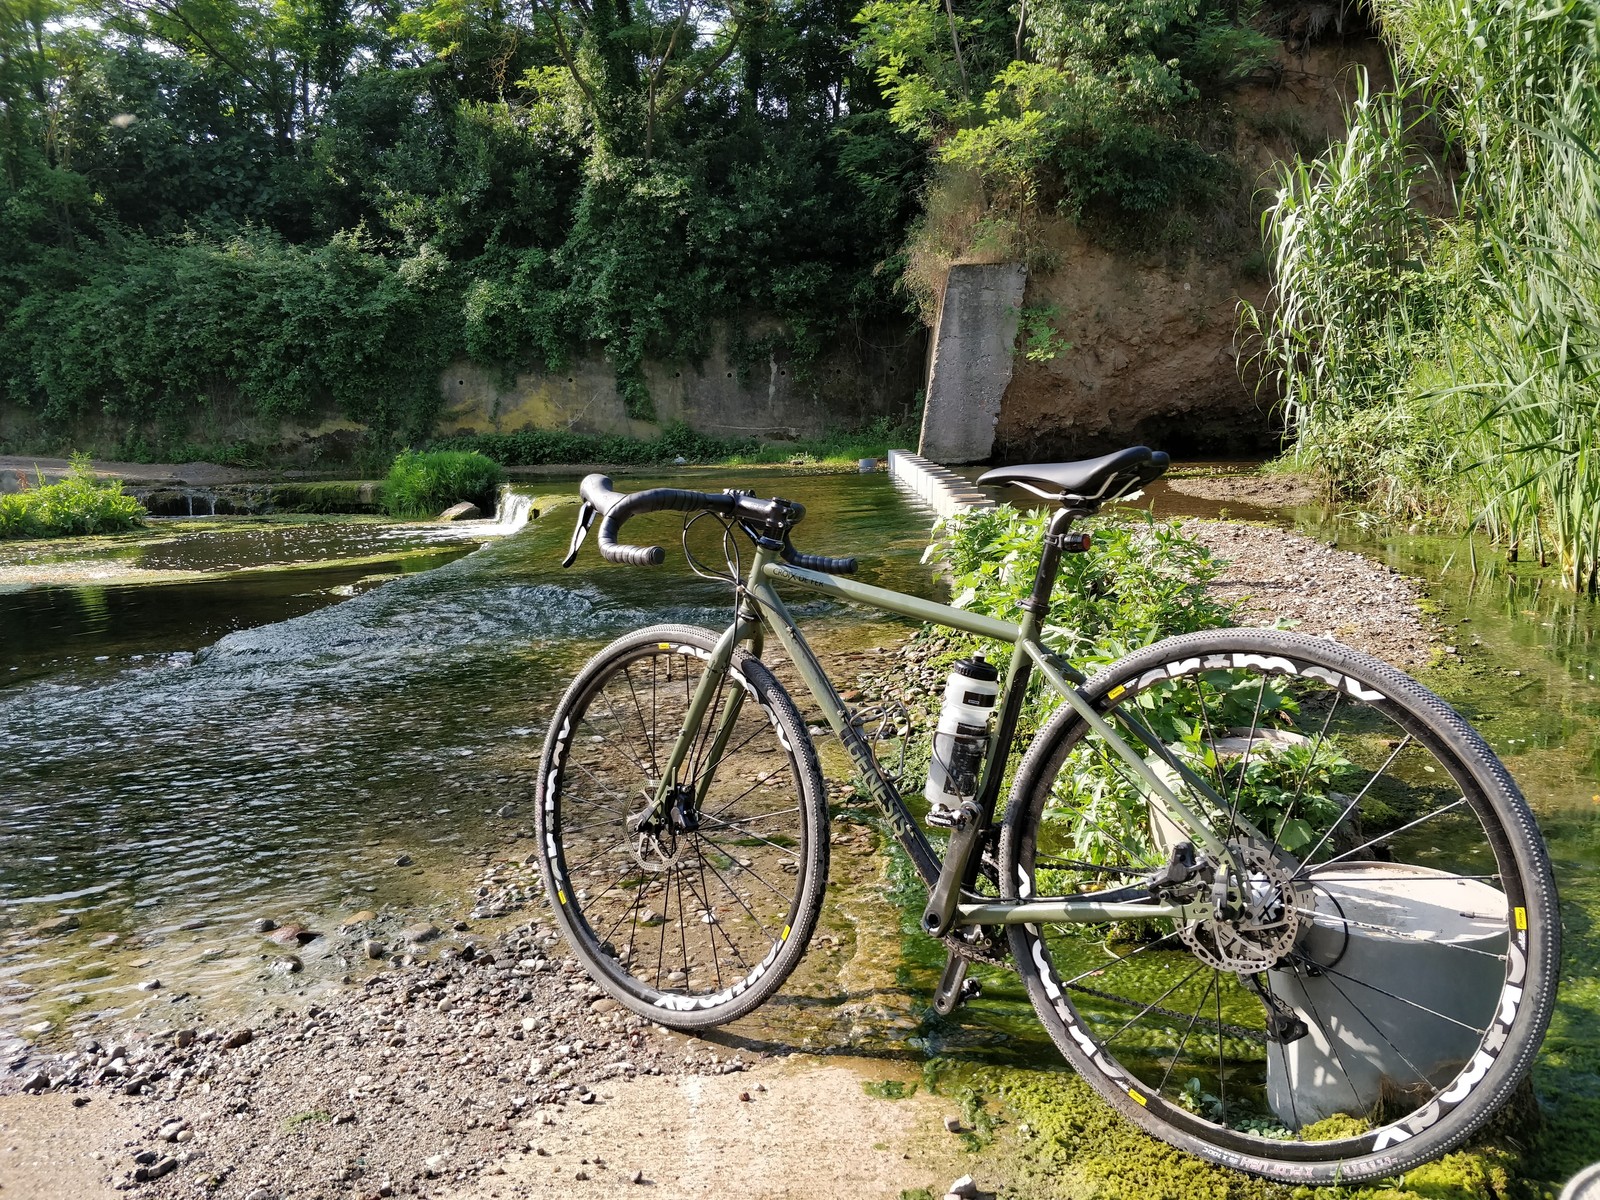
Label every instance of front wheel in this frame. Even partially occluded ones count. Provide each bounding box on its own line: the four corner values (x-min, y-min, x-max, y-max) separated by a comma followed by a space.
999, 628, 1559, 1183
535, 624, 830, 1029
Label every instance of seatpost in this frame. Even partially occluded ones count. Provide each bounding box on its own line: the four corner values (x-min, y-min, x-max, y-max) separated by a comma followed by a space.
1020, 504, 1095, 623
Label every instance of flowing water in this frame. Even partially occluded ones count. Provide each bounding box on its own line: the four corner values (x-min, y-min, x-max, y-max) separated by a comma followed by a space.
0, 470, 938, 1040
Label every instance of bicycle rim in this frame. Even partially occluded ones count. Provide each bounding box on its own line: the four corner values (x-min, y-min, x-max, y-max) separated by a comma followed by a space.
536, 624, 827, 1025
1000, 629, 1558, 1182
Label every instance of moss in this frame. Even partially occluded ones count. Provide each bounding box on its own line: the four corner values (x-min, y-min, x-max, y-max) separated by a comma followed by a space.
864, 1079, 918, 1099
1396, 1147, 1517, 1199
914, 1060, 1549, 1200
1298, 1113, 1371, 1142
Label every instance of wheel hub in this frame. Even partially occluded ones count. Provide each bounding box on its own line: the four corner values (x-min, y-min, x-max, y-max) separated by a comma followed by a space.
1181, 842, 1306, 974
630, 785, 699, 872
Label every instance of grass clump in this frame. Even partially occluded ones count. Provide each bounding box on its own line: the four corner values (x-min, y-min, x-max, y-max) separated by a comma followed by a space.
0, 457, 146, 539
381, 450, 503, 518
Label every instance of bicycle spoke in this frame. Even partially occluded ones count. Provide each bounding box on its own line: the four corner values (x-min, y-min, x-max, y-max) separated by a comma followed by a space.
1295, 797, 1467, 879
1296, 734, 1414, 868
1290, 904, 1509, 958
1156, 970, 1217, 1097
1225, 675, 1270, 841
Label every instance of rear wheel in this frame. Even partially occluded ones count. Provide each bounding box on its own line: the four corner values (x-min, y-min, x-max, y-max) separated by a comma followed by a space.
536, 624, 829, 1028
999, 629, 1559, 1183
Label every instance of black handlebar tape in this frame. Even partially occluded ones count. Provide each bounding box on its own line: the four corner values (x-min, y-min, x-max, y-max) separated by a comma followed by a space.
592, 484, 737, 566
781, 543, 857, 575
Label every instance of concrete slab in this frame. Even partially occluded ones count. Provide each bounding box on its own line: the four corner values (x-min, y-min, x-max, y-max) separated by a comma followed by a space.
918, 263, 1027, 464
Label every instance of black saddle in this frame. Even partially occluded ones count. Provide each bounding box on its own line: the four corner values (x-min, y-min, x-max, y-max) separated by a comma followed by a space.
977, 446, 1169, 503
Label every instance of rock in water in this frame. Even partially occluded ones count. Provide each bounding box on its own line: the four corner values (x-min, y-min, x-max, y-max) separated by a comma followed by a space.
437, 501, 481, 521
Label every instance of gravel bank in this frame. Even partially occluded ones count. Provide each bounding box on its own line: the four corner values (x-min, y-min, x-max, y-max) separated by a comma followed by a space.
0, 906, 968, 1200
1184, 520, 1437, 670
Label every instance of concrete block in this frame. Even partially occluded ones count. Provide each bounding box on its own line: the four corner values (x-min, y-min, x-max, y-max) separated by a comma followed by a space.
918, 263, 1028, 464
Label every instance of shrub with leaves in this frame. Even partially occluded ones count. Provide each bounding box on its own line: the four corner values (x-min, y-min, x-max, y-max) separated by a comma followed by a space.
927, 503, 1232, 669
0, 456, 146, 539
381, 450, 504, 518
925, 504, 1239, 871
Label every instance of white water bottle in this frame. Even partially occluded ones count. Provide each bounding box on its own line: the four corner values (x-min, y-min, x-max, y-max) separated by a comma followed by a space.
924, 654, 1000, 818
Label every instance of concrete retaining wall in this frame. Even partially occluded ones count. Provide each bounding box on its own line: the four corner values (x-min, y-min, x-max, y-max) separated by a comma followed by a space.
438, 321, 925, 444
917, 263, 1028, 464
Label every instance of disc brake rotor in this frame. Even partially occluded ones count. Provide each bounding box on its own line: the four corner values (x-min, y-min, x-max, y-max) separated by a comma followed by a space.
1180, 842, 1304, 974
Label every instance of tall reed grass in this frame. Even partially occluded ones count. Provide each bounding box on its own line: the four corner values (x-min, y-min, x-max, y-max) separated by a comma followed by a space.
1245, 0, 1600, 591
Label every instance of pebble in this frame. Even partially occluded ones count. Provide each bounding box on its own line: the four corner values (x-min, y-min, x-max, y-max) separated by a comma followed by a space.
401, 923, 440, 944
243, 1190, 276, 1200
34, 915, 80, 936
221, 1028, 254, 1049
364, 939, 387, 960
394, 854, 414, 867
250, 917, 277, 933
272, 956, 303, 975
949, 1175, 978, 1199
943, 1114, 962, 1133
134, 1156, 178, 1182
136, 979, 162, 992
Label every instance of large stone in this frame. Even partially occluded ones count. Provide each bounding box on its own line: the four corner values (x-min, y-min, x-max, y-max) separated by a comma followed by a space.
437, 501, 481, 521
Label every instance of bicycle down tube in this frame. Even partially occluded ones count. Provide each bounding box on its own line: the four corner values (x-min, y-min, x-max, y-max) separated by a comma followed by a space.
651, 540, 1232, 928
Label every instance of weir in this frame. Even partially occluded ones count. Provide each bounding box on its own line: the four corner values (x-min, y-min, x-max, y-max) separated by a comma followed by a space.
886, 449, 995, 517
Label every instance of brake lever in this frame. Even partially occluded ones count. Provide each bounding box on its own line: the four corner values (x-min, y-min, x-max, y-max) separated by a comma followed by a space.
561, 501, 597, 568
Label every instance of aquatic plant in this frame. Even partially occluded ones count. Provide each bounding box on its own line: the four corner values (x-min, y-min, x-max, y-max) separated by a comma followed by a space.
0, 456, 145, 539
381, 450, 504, 519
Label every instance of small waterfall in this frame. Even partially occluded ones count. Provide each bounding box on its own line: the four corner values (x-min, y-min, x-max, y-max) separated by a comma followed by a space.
482, 487, 536, 536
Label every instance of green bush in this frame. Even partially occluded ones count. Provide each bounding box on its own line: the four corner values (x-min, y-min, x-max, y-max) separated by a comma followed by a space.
927, 504, 1233, 671
0, 457, 147, 539
921, 505, 1235, 866
381, 450, 503, 518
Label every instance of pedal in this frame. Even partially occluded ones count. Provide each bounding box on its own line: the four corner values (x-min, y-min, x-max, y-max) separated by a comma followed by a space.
931, 955, 971, 1016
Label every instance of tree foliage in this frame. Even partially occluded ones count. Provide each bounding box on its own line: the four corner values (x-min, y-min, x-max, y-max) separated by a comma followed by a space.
0, 0, 925, 449
854, 0, 1275, 224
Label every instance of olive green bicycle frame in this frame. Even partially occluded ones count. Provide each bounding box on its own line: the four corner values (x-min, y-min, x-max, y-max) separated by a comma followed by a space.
650, 541, 1235, 929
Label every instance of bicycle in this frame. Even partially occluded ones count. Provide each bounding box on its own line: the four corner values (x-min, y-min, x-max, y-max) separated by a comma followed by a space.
537, 445, 1559, 1184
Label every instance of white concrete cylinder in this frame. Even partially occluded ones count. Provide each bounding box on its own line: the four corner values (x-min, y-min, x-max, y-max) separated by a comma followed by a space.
1266, 862, 1508, 1127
